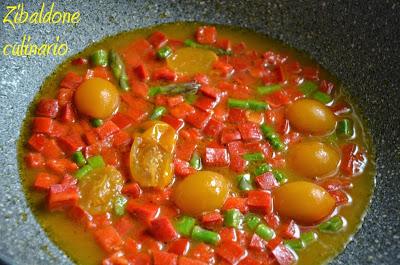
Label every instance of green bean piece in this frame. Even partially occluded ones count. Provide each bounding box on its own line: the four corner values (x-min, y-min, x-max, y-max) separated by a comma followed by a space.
90, 49, 108, 67
189, 152, 202, 170
319, 216, 344, 233
150, 106, 167, 120
114, 195, 128, 216
260, 124, 286, 151
224, 209, 244, 229
255, 223, 275, 241
237, 174, 254, 191
157, 46, 173, 59
247, 99, 268, 111
72, 151, 86, 167
91, 118, 103, 128
184, 39, 232, 56
257, 84, 281, 95
228, 98, 249, 109
312, 91, 333, 104
243, 152, 265, 161
109, 50, 130, 91
272, 169, 288, 184
299, 81, 318, 96
175, 215, 196, 237
285, 239, 305, 252
87, 155, 105, 169
244, 213, 261, 231
336, 119, 354, 138
191, 225, 220, 245
74, 164, 93, 180
300, 231, 318, 246
253, 163, 272, 176
148, 82, 201, 97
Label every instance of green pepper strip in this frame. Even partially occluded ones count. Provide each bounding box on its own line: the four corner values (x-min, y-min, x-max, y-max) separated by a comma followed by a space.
253, 163, 272, 176
191, 225, 220, 245
255, 223, 275, 241
74, 164, 93, 180
272, 169, 288, 184
175, 215, 196, 237
299, 81, 318, 96
109, 50, 130, 91
336, 118, 354, 138
312, 91, 332, 104
72, 151, 86, 167
237, 174, 254, 191
90, 49, 108, 67
285, 239, 304, 252
243, 152, 265, 161
184, 39, 232, 56
150, 106, 167, 120
260, 124, 286, 151
319, 216, 344, 233
87, 155, 105, 169
245, 213, 261, 231
257, 84, 281, 95
224, 209, 244, 229
228, 98, 268, 111
189, 152, 202, 170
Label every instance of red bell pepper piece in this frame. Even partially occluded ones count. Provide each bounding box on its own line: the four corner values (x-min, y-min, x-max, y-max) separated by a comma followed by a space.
179, 257, 208, 265
174, 159, 196, 177
167, 95, 185, 107
266, 90, 291, 108
92, 213, 112, 228
201, 211, 223, 227
302, 66, 319, 81
59, 103, 76, 123
216, 240, 246, 264
32, 117, 54, 134
200, 85, 220, 99
227, 141, 246, 156
94, 226, 123, 253
112, 130, 132, 147
319, 178, 352, 191
220, 127, 242, 144
131, 81, 149, 98
255, 172, 279, 190
238, 122, 263, 141
60, 72, 83, 89
229, 155, 247, 173
36, 99, 59, 118
41, 139, 64, 159
68, 206, 93, 229
193, 74, 209, 86
33, 172, 60, 191
196, 26, 217, 44
58, 134, 85, 154
123, 238, 140, 258
168, 238, 190, 256
71, 57, 88, 66
249, 233, 266, 251
48, 183, 79, 211
46, 159, 78, 175
134, 64, 149, 81
203, 118, 225, 137
153, 250, 178, 265
319, 80, 334, 94
331, 102, 351, 116
111, 113, 133, 130
265, 212, 280, 230
238, 256, 262, 265
152, 67, 177, 81
170, 102, 195, 119
188, 243, 214, 264
203, 146, 230, 167
57, 88, 74, 106
194, 96, 219, 112
185, 108, 212, 129
96, 120, 120, 140
262, 68, 283, 85
102, 251, 128, 265
122, 182, 142, 198
219, 227, 237, 242
126, 201, 159, 224
222, 197, 248, 214
213, 59, 234, 77
271, 243, 297, 265
25, 152, 45, 168
217, 38, 232, 51
161, 115, 185, 131
150, 216, 178, 242
175, 139, 197, 162
247, 190, 272, 214
280, 220, 300, 239
267, 236, 283, 250
329, 190, 350, 206
340, 143, 368, 176
148, 31, 168, 49
228, 108, 247, 124
84, 130, 98, 146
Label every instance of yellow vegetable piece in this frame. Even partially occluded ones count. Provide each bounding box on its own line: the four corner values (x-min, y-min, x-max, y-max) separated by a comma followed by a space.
130, 121, 177, 188
173, 171, 230, 216
273, 181, 336, 225
287, 141, 340, 178
286, 99, 336, 135
167, 47, 218, 76
79, 166, 124, 215
74, 77, 120, 119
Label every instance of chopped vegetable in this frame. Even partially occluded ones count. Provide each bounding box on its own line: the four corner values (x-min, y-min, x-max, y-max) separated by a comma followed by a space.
257, 84, 281, 95
157, 46, 173, 59
150, 106, 167, 120
273, 169, 288, 184
189, 152, 202, 170
299, 81, 318, 96
175, 215, 196, 237
74, 164, 93, 180
245, 213, 262, 231
228, 98, 268, 111
87, 155, 105, 169
253, 163, 272, 176
72, 151, 86, 167
109, 50, 130, 91
243, 152, 264, 161
90, 49, 108, 67
260, 124, 285, 151
312, 91, 333, 104
184, 39, 232, 56
149, 82, 201, 97
319, 215, 344, 233
114, 195, 128, 216
237, 173, 254, 191
300, 231, 318, 246
191, 225, 220, 245
336, 118, 354, 138
224, 209, 244, 229
255, 223, 275, 241
285, 239, 304, 252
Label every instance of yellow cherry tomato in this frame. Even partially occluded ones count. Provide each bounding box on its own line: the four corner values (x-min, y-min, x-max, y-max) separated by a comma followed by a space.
173, 171, 230, 216
167, 47, 218, 76
287, 141, 340, 178
75, 77, 120, 119
130, 121, 177, 188
287, 99, 336, 135
79, 166, 124, 215
273, 181, 336, 225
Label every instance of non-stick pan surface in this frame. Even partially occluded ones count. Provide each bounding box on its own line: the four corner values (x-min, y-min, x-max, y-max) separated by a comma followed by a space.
0, 1, 398, 264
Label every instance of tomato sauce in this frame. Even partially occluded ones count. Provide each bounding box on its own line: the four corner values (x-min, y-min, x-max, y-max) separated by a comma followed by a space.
18, 22, 375, 265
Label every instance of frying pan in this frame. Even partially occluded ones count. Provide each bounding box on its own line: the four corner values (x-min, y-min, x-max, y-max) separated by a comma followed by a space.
0, 0, 398, 264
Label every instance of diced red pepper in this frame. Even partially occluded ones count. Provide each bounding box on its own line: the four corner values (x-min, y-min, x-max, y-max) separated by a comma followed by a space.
255, 172, 279, 190
123, 238, 140, 258
59, 103, 76, 123
174, 159, 196, 177
48, 121, 68, 138
131, 81, 149, 98
217, 38, 232, 51
247, 190, 272, 214
329, 190, 350, 206
58, 134, 85, 154
271, 243, 297, 265
188, 243, 214, 264
92, 213, 112, 228
57, 88, 75, 106
238, 256, 262, 265
48, 184, 79, 211
213, 59, 233, 77
194, 96, 219, 112
200, 85, 220, 99
170, 103, 195, 119
203, 118, 225, 137
126, 201, 159, 223
94, 226, 123, 253
203, 146, 230, 167
280, 220, 300, 239
161, 115, 185, 131
46, 159, 78, 175
175, 139, 197, 161
220, 127, 242, 144
168, 238, 190, 256
150, 216, 178, 242
228, 108, 247, 124
238, 122, 263, 141
60, 174, 78, 187
302, 67, 319, 81
219, 227, 237, 242
36, 99, 59, 118
266, 236, 283, 250
262, 68, 283, 85
33, 172, 60, 191
153, 250, 177, 265
148, 31, 168, 49
152, 67, 177, 81
111, 113, 133, 130
166, 95, 185, 108
134, 64, 149, 81
227, 141, 246, 156
185, 108, 212, 129
179, 257, 208, 265
266, 90, 291, 108
229, 155, 247, 173
319, 80, 334, 94
216, 240, 245, 264
96, 121, 120, 140
102, 251, 128, 265
32, 117, 54, 134
331, 102, 351, 116
60, 72, 83, 89
196, 26, 217, 44
71, 57, 88, 66
68, 206, 93, 229
193, 74, 209, 86
113, 130, 132, 147
201, 212, 223, 227
340, 143, 368, 176
222, 197, 248, 214
265, 212, 280, 230
41, 139, 64, 159
25, 152, 45, 168
249, 233, 266, 252
319, 178, 352, 191
122, 182, 142, 198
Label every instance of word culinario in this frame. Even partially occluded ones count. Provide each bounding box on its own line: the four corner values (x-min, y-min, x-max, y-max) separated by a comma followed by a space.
2, 3, 80, 56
